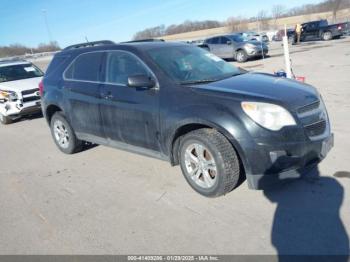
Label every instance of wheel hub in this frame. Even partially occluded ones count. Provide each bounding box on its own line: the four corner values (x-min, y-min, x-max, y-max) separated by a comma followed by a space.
53, 120, 70, 149
184, 143, 217, 189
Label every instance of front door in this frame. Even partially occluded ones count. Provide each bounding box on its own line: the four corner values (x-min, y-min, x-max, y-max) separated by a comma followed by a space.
99, 50, 160, 151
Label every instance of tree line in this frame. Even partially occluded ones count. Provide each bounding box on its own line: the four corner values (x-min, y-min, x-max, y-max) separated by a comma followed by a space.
133, 0, 350, 39
0, 41, 60, 58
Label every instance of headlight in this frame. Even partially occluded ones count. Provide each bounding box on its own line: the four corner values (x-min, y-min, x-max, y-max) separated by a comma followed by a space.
246, 44, 257, 49
241, 102, 296, 131
0, 90, 18, 101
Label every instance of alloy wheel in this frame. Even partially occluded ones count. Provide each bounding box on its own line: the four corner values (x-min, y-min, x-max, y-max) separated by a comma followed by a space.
184, 143, 218, 189
53, 120, 70, 149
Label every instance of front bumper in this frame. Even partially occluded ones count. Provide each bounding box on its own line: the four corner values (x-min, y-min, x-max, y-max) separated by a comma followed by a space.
0, 100, 41, 118
242, 133, 334, 190
246, 47, 268, 57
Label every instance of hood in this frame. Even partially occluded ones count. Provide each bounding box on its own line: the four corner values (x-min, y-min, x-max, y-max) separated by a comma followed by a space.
193, 72, 319, 110
0, 77, 42, 93
246, 40, 267, 47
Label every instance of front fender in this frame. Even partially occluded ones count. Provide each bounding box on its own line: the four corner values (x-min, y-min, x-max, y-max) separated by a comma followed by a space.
162, 104, 252, 174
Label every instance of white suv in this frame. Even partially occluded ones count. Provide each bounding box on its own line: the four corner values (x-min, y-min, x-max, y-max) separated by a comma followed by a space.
0, 60, 43, 124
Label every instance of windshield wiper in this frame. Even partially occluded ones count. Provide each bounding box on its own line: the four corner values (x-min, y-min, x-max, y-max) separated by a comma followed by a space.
180, 79, 218, 85
180, 72, 246, 86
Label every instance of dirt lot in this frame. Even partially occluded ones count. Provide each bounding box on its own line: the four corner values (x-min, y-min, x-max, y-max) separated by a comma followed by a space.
1, 38, 350, 255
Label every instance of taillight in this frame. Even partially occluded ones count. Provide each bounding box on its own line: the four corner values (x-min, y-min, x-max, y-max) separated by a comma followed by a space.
39, 80, 44, 96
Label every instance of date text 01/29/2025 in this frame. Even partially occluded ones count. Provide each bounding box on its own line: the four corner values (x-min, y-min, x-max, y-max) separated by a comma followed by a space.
127, 255, 219, 261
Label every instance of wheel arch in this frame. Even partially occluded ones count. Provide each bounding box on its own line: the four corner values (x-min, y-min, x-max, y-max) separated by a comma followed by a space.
45, 104, 63, 124
168, 120, 249, 177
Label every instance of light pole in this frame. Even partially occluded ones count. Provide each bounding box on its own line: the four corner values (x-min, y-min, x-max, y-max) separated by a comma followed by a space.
41, 9, 53, 43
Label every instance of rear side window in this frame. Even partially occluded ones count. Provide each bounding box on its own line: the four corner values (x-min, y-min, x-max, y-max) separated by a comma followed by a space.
65, 52, 104, 82
211, 37, 219, 44
105, 51, 150, 85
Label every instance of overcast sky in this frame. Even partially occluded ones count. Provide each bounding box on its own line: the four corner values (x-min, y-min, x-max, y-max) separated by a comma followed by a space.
0, 0, 322, 47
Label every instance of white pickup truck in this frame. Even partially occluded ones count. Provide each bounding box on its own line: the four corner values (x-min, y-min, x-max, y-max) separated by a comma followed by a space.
0, 60, 43, 124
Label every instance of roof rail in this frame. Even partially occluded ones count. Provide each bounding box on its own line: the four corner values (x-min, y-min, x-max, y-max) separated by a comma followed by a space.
63, 40, 115, 51
122, 39, 165, 43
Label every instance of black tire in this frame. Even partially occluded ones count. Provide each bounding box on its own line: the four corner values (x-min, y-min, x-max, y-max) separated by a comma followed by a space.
235, 50, 248, 63
322, 31, 333, 41
50, 112, 82, 154
0, 113, 12, 125
179, 128, 240, 197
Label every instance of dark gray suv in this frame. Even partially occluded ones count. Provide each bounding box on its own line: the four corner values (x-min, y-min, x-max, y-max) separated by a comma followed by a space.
204, 34, 268, 62
41, 40, 332, 197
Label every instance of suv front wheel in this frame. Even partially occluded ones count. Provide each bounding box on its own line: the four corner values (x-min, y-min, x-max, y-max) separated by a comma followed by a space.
50, 112, 82, 154
179, 128, 240, 197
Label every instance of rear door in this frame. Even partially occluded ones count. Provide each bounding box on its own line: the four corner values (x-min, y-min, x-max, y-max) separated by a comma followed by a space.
99, 50, 160, 151
206, 37, 222, 57
63, 51, 105, 138
219, 36, 233, 59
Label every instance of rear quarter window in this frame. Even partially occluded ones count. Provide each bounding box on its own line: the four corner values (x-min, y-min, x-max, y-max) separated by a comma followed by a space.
64, 52, 104, 82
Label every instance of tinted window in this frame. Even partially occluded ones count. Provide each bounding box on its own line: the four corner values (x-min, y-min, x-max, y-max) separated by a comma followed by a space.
220, 37, 230, 44
65, 52, 104, 82
206, 37, 220, 44
319, 20, 328, 27
106, 51, 150, 85
0, 63, 43, 83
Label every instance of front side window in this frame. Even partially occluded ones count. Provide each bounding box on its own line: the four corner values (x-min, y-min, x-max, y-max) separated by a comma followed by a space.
147, 45, 242, 85
0, 63, 43, 83
105, 51, 150, 85
228, 34, 246, 43
65, 52, 104, 82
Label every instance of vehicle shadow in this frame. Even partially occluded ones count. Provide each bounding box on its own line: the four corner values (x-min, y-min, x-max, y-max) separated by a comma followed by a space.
12, 112, 43, 123
81, 141, 99, 152
259, 166, 349, 261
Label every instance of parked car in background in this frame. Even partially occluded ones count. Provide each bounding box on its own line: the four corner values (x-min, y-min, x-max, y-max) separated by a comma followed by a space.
203, 34, 268, 62
288, 19, 346, 43
343, 22, 350, 36
0, 60, 43, 124
237, 31, 269, 43
41, 40, 333, 197
273, 29, 295, 41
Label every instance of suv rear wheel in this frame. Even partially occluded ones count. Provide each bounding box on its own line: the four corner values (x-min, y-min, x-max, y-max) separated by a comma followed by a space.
0, 113, 12, 125
322, 31, 333, 41
179, 128, 240, 197
50, 112, 82, 154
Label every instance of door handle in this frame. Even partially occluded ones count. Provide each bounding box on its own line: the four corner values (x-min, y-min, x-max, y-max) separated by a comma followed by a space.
101, 91, 113, 100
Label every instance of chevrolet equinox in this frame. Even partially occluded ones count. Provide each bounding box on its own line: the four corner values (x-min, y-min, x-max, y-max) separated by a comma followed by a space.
41, 40, 333, 197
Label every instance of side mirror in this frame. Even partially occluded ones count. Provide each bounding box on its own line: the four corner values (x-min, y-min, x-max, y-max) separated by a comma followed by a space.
127, 75, 155, 89
227, 41, 232, 45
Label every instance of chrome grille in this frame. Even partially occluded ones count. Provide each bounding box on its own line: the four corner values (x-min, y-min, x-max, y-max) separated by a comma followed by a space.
21, 88, 39, 96
21, 88, 40, 104
297, 99, 329, 140
304, 120, 327, 137
297, 100, 320, 114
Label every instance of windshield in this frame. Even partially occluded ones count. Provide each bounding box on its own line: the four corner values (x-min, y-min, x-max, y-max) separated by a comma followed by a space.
147, 45, 242, 84
0, 63, 44, 83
